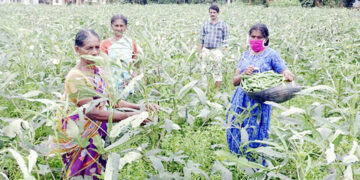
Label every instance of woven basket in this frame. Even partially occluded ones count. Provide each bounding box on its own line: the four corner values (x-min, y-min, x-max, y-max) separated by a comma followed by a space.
245, 82, 302, 103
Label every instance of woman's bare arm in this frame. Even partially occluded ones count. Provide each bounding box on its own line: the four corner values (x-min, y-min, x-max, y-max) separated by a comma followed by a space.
281, 68, 294, 82
233, 69, 242, 86
77, 98, 138, 122
115, 100, 140, 110
86, 108, 138, 122
233, 65, 256, 86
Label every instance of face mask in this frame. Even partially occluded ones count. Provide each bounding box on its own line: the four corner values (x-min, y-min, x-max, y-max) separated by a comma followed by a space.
249, 39, 265, 52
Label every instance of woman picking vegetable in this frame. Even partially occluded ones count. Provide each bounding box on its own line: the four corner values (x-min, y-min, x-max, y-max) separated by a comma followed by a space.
52, 29, 158, 179
227, 23, 294, 166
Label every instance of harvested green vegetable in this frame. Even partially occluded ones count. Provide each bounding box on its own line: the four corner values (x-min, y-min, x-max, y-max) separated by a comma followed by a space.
241, 71, 284, 92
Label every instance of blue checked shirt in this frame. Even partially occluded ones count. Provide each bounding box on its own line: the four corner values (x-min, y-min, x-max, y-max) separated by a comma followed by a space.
200, 20, 229, 49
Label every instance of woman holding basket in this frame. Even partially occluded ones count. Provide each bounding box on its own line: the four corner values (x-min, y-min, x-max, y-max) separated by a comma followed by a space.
227, 23, 294, 166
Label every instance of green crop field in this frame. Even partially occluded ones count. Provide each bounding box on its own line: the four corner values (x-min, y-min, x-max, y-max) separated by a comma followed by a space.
0, 3, 359, 179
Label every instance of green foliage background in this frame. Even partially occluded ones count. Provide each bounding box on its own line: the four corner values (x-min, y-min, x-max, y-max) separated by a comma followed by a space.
0, 3, 359, 179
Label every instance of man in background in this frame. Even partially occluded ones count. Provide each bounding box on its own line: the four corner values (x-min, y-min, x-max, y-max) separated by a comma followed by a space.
200, 4, 229, 91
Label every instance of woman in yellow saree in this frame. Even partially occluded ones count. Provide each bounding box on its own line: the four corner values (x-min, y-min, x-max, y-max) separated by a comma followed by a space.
52, 29, 158, 179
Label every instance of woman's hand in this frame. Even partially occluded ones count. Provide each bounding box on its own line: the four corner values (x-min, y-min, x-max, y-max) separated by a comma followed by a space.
282, 69, 294, 82
123, 81, 129, 87
146, 104, 160, 112
243, 65, 255, 75
141, 118, 153, 126
131, 71, 138, 78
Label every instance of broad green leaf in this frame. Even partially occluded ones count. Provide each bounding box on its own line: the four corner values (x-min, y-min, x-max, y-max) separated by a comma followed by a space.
178, 80, 198, 99
70, 85, 107, 101
148, 156, 164, 173
119, 73, 144, 100
197, 108, 210, 118
267, 172, 291, 180
355, 168, 360, 175
344, 165, 353, 180
0, 172, 9, 180
146, 149, 162, 156
172, 123, 181, 130
105, 131, 138, 151
206, 101, 223, 111
316, 127, 332, 140
215, 150, 268, 170
37, 164, 51, 175
240, 128, 249, 145
280, 106, 305, 116
329, 129, 346, 142
34, 138, 52, 156
164, 119, 180, 132
186, 50, 197, 63
160, 107, 173, 114
24, 98, 57, 106
2, 119, 29, 138
110, 112, 148, 138
161, 70, 176, 85
325, 143, 336, 164
187, 114, 194, 125
0, 72, 17, 89
104, 153, 120, 180
164, 119, 173, 133
343, 155, 359, 165
76, 137, 90, 149
264, 101, 287, 111
193, 87, 207, 105
252, 147, 286, 158
27, 149, 38, 172
354, 111, 360, 136
0, 107, 7, 111
349, 141, 358, 155
289, 130, 312, 145
183, 160, 209, 180
83, 98, 108, 114
211, 160, 232, 180
251, 140, 285, 151
22, 90, 43, 98
119, 150, 142, 170
299, 85, 336, 94
149, 172, 182, 180
5, 149, 35, 180
343, 141, 359, 165
322, 173, 336, 180
66, 119, 80, 139
92, 135, 105, 155
305, 155, 312, 174
329, 108, 350, 117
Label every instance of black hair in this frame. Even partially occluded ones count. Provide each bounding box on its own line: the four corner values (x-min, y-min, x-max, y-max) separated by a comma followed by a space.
209, 4, 220, 13
249, 23, 270, 46
111, 14, 128, 25
75, 29, 100, 47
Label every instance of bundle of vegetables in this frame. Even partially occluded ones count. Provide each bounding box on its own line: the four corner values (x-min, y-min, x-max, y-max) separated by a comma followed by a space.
241, 70, 284, 92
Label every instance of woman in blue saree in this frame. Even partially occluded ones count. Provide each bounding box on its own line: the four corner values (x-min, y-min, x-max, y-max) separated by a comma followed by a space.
227, 23, 294, 166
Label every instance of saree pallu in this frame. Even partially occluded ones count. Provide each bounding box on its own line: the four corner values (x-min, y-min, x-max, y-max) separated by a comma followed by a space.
108, 37, 135, 97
